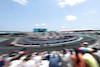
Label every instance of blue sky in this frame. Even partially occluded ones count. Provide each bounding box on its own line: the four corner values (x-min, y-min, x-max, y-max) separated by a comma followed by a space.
0, 0, 100, 32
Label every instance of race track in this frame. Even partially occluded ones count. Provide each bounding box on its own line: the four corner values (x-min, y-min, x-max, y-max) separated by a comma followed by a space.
0, 36, 97, 55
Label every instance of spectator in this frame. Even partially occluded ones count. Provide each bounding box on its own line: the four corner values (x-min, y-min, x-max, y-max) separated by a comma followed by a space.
8, 55, 23, 67
1, 43, 100, 67
0, 58, 5, 67
59, 49, 73, 67
23, 54, 37, 67
82, 50, 99, 67
49, 51, 59, 67
71, 49, 86, 67
3, 54, 15, 67
80, 42, 88, 49
33, 52, 42, 66
91, 48, 100, 66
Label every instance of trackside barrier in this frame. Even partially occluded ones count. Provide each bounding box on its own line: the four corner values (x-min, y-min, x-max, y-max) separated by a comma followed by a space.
12, 34, 97, 47
9, 38, 20, 46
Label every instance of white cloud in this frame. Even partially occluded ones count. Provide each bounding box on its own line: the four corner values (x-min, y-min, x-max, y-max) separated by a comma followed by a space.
13, 0, 29, 5
35, 23, 47, 26
58, 0, 62, 2
58, 2, 65, 5
58, 0, 86, 7
41, 23, 47, 26
61, 26, 66, 28
60, 6, 65, 8
60, 5, 65, 8
58, 2, 65, 7
35, 24, 40, 26
65, 15, 77, 21
65, 0, 86, 6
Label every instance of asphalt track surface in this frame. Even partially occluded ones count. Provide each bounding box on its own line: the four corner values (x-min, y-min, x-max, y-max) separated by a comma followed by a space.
0, 36, 97, 55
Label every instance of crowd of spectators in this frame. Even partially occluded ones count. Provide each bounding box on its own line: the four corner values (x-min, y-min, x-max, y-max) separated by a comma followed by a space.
0, 42, 100, 67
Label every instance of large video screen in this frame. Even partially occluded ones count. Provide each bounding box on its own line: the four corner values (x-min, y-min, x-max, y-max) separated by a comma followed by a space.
34, 28, 47, 32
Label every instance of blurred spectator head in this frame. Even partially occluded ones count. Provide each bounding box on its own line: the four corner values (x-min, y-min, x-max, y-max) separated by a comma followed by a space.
44, 51, 48, 54
51, 51, 57, 55
24, 54, 32, 61
80, 42, 89, 47
83, 42, 89, 45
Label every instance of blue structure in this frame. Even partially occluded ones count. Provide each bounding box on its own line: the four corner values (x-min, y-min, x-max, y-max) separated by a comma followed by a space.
34, 28, 47, 32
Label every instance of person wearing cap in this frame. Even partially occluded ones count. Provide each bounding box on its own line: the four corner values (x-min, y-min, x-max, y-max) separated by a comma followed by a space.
80, 42, 89, 49
83, 42, 88, 47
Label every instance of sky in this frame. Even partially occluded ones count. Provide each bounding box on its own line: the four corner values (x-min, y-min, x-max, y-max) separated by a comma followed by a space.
0, 0, 100, 32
